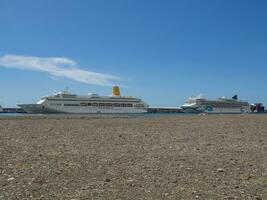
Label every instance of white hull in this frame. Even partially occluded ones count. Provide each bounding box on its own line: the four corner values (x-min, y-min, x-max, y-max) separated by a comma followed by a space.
182, 106, 251, 114
203, 107, 251, 114
19, 104, 147, 114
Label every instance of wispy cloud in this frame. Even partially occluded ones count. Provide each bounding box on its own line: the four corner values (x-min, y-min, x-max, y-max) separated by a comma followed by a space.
0, 54, 121, 86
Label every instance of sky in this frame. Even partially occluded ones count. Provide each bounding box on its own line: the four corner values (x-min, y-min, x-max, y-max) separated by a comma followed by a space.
0, 0, 267, 107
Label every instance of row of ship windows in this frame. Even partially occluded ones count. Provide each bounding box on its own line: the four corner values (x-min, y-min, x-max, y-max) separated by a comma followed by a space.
50, 103, 145, 107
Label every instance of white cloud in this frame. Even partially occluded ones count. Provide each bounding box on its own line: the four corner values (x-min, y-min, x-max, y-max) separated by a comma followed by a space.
0, 54, 121, 86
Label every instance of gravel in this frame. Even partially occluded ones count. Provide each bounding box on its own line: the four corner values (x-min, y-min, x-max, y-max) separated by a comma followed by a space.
0, 114, 266, 199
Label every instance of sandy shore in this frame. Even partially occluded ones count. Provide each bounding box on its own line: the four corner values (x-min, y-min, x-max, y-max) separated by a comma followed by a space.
0, 115, 266, 199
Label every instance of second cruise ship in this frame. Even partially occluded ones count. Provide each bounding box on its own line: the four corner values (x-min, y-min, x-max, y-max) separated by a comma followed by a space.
181, 95, 251, 114
18, 86, 148, 114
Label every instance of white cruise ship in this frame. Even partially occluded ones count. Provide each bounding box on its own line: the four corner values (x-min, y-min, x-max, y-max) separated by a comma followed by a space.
18, 86, 148, 114
181, 95, 251, 114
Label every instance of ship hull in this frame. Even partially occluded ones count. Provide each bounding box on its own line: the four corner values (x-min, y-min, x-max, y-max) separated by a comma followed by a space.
18, 104, 147, 114
182, 106, 251, 114
203, 107, 251, 114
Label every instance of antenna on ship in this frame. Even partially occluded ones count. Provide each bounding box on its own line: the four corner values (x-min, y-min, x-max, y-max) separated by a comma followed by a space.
64, 86, 69, 93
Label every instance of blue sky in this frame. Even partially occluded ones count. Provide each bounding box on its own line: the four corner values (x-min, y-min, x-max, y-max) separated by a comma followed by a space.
0, 0, 267, 107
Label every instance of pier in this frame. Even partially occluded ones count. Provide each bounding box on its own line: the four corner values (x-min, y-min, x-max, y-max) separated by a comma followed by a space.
148, 107, 184, 113
0, 107, 26, 113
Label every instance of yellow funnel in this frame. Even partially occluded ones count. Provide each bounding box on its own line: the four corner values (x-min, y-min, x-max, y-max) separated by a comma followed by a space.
112, 86, 121, 96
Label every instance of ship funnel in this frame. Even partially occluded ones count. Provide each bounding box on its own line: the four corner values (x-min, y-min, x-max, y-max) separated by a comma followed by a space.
112, 86, 121, 96
232, 95, 238, 100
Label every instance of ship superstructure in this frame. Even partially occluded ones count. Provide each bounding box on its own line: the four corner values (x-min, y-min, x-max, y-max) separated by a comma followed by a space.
18, 86, 148, 114
181, 95, 251, 114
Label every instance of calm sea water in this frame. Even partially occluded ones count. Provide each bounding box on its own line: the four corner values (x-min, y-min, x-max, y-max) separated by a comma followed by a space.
1, 112, 266, 119
0, 112, 194, 118
0, 113, 46, 117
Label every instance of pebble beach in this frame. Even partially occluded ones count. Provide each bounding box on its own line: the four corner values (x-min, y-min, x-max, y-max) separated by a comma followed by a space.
0, 114, 266, 199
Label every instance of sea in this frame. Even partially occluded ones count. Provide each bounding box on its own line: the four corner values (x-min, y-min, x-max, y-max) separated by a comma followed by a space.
0, 112, 196, 118
0, 112, 265, 118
